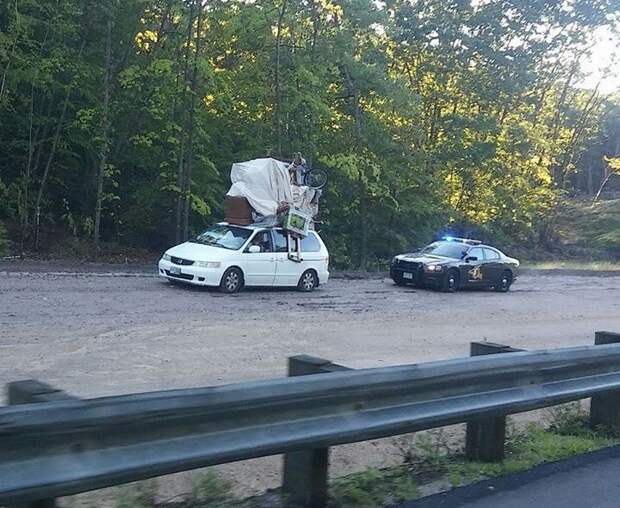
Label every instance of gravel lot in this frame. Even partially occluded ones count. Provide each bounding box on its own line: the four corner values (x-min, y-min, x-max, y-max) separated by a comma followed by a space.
2, 262, 620, 503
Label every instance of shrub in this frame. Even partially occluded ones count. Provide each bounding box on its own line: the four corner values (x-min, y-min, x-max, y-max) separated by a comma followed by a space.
0, 222, 9, 256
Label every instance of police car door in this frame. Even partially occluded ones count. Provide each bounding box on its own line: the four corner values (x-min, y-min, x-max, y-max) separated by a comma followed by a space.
482, 247, 502, 285
463, 247, 486, 287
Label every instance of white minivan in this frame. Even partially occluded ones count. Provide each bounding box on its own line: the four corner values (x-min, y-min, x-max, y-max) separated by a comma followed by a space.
158, 223, 330, 293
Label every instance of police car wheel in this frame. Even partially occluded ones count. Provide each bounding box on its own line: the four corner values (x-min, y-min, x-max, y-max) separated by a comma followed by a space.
392, 275, 407, 286
495, 270, 512, 292
442, 269, 459, 293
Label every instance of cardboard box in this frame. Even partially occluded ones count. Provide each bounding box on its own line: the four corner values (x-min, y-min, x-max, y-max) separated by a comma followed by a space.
224, 196, 253, 225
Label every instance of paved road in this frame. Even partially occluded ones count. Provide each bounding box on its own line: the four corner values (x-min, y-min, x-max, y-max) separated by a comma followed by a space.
2, 264, 620, 400
2, 262, 620, 500
405, 444, 620, 508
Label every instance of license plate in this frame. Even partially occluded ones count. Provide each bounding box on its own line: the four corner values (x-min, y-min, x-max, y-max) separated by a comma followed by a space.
403, 272, 413, 279
169, 266, 181, 275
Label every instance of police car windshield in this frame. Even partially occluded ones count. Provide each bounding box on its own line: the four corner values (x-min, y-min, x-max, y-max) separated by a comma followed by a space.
421, 241, 467, 259
191, 225, 252, 250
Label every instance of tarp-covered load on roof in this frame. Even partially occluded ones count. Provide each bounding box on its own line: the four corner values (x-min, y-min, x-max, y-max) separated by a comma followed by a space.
224, 157, 321, 226
227, 158, 292, 217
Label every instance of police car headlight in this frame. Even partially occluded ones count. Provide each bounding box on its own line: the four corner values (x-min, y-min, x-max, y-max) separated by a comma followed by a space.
195, 261, 221, 268
162, 253, 172, 261
425, 264, 443, 272
390, 257, 397, 266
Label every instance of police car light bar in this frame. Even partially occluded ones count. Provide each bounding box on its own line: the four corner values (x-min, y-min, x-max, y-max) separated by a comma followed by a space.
443, 236, 482, 245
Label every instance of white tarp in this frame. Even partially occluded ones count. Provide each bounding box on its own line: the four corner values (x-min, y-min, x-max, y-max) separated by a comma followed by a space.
226, 158, 293, 217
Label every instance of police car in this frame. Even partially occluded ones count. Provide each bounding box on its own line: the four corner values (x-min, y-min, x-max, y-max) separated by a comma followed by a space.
390, 237, 519, 292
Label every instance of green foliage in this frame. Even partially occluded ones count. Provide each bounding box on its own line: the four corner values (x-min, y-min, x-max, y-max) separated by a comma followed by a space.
552, 199, 620, 255
333, 417, 617, 507
544, 402, 592, 437
606, 157, 620, 174
396, 429, 453, 475
0, 221, 9, 256
449, 417, 616, 487
330, 467, 418, 507
115, 480, 156, 508
191, 471, 233, 505
0, 0, 618, 262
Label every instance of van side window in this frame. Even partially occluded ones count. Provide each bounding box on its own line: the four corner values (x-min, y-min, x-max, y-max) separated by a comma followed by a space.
245, 231, 273, 253
301, 234, 321, 252
273, 230, 288, 253
272, 230, 321, 253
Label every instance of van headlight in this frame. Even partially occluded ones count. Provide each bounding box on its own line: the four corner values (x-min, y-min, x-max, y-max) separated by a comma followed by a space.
195, 261, 221, 268
162, 253, 172, 261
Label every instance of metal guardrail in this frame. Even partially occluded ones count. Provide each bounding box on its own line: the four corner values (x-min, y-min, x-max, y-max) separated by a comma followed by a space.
2, 332, 620, 508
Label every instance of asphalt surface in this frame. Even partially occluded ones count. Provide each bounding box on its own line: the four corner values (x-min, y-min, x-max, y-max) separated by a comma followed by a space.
405, 444, 620, 508
2, 261, 620, 501
2, 262, 620, 400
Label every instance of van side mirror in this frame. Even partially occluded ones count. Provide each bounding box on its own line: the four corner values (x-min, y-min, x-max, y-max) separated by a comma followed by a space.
248, 245, 261, 253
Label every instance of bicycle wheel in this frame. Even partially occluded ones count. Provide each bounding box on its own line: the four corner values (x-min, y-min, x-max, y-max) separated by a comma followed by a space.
304, 168, 328, 189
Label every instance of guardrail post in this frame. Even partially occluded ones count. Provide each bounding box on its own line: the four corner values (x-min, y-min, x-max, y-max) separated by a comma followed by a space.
282, 355, 350, 508
7, 380, 77, 508
465, 342, 523, 462
591, 331, 620, 428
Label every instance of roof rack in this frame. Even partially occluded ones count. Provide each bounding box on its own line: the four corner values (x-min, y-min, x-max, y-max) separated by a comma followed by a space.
442, 236, 482, 245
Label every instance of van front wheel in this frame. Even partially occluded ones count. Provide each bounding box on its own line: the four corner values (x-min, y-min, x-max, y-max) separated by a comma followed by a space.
219, 267, 243, 294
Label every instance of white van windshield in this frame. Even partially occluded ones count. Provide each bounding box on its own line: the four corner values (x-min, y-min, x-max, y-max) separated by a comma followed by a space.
191, 225, 253, 250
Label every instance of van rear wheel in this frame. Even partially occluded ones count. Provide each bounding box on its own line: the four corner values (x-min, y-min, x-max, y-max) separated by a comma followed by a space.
298, 270, 318, 292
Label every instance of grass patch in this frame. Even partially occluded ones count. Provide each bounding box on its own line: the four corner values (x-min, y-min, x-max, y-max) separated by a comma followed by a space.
552, 198, 620, 255
523, 261, 620, 271
112, 405, 620, 508
448, 424, 615, 487
191, 471, 234, 505
331, 404, 619, 507
330, 467, 418, 508
115, 471, 238, 508
116, 480, 157, 508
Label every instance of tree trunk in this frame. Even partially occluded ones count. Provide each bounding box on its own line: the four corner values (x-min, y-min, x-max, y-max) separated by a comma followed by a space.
309, 0, 319, 61
549, 57, 578, 184
182, 0, 204, 240
33, 35, 87, 250
94, 2, 114, 252
594, 169, 612, 202
556, 82, 601, 189
0, 1, 20, 106
341, 64, 367, 270
175, 0, 195, 244
274, 0, 287, 155
20, 17, 52, 251
33, 94, 71, 250
20, 82, 36, 253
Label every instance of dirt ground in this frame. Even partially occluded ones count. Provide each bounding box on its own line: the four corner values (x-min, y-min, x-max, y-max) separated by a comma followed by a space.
2, 261, 620, 505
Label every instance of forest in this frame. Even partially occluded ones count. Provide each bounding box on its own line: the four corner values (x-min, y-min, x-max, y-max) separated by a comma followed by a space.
0, 0, 619, 267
